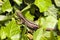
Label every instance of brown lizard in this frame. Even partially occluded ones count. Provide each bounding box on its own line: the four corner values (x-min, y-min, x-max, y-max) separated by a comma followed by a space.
16, 10, 38, 30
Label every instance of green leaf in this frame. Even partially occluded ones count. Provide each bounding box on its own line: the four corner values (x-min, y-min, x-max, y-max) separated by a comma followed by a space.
11, 34, 20, 40
3, 0, 8, 2
54, 0, 60, 7
2, 0, 12, 12
0, 15, 9, 21
33, 28, 57, 40
57, 36, 60, 40
0, 0, 3, 6
34, 0, 52, 12
33, 28, 44, 40
4, 18, 21, 39
49, 31, 55, 40
22, 11, 35, 21
44, 5, 58, 18
44, 31, 51, 38
58, 18, 60, 31
14, 0, 22, 5
0, 27, 6, 39
39, 5, 58, 29
40, 16, 57, 29
44, 31, 57, 40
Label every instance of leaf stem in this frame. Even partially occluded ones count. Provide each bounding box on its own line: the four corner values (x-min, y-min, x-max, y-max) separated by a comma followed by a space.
21, 4, 31, 12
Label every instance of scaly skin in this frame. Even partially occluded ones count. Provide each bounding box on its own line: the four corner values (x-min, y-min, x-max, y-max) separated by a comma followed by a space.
16, 10, 38, 30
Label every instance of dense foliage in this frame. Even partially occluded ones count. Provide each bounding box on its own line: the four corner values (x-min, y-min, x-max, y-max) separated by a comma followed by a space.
0, 0, 60, 40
